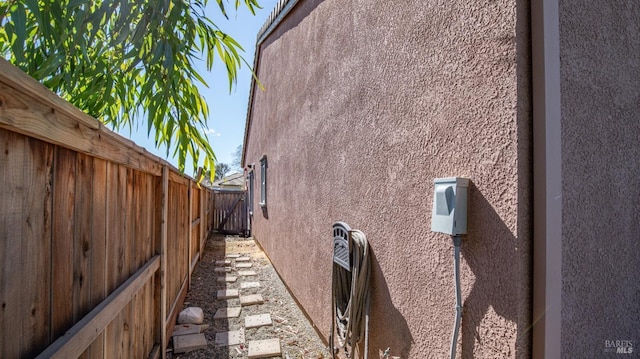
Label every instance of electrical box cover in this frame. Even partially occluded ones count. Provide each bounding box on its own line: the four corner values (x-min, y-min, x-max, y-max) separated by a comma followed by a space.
430, 177, 469, 235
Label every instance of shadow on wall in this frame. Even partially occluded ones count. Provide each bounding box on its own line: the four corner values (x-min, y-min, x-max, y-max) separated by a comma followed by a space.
260, 0, 326, 49
461, 186, 528, 358
366, 249, 414, 357
261, 206, 269, 219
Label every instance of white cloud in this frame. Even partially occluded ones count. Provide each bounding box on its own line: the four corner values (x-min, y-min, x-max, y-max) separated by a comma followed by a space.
204, 128, 222, 137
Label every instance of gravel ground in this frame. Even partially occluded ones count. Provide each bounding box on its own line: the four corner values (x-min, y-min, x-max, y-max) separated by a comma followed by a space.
169, 234, 331, 359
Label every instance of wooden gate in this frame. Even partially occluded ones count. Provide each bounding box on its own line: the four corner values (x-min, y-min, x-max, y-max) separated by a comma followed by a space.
212, 189, 247, 235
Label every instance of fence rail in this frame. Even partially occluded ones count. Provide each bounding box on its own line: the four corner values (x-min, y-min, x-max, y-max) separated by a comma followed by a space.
0, 58, 211, 359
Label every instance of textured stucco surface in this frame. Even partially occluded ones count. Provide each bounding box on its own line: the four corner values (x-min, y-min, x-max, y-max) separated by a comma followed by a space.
559, 2, 640, 356
244, 0, 532, 358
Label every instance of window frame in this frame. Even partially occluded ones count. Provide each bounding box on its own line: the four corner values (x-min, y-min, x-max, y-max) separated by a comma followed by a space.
259, 155, 267, 207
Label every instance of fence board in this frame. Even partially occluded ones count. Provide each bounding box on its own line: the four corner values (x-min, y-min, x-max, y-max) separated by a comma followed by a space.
0, 131, 23, 358
51, 147, 77, 340
23, 137, 54, 357
73, 154, 93, 326
88, 157, 107, 358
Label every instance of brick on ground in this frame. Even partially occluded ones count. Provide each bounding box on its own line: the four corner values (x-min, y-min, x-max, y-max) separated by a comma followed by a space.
240, 294, 264, 306
238, 270, 258, 277
247, 338, 281, 358
245, 314, 272, 329
174, 333, 208, 354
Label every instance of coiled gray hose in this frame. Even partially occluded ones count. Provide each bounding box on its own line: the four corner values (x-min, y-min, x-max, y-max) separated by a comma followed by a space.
330, 229, 370, 359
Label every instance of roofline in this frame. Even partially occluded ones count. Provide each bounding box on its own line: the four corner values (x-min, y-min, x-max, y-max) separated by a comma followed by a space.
241, 0, 303, 167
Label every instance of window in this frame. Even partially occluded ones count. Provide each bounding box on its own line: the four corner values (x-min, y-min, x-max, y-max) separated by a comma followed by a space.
248, 169, 254, 213
259, 155, 267, 207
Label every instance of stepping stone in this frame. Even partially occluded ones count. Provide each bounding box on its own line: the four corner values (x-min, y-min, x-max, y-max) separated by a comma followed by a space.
215, 260, 231, 266
214, 267, 231, 273
215, 330, 245, 347
238, 270, 258, 277
216, 289, 239, 299
226, 254, 241, 258
217, 276, 237, 283
174, 333, 208, 354
240, 281, 261, 289
248, 338, 281, 358
245, 314, 273, 329
172, 324, 209, 337
235, 257, 251, 262
240, 294, 264, 306
236, 262, 253, 268
213, 307, 242, 319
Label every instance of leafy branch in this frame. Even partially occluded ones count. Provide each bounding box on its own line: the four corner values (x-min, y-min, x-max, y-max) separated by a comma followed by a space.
0, 0, 261, 174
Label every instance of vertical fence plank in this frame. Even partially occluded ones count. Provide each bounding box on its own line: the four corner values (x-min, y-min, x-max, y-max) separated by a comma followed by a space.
187, 180, 192, 291
73, 154, 93, 327
104, 163, 125, 359
51, 147, 77, 341
0, 131, 24, 358
88, 157, 107, 358
22, 138, 54, 357
160, 167, 168, 359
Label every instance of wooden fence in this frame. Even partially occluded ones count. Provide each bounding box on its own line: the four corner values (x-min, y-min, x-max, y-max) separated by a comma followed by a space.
212, 189, 247, 235
0, 59, 212, 359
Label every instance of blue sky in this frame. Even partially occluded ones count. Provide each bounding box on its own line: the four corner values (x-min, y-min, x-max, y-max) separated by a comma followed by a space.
116, 0, 279, 176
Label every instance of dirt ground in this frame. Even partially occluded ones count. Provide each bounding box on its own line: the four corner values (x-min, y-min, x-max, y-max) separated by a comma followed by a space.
168, 234, 331, 359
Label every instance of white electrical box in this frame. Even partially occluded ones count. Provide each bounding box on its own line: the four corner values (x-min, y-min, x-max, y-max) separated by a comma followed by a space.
430, 177, 469, 235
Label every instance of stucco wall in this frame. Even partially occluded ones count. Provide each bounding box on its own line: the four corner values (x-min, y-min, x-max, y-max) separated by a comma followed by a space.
244, 0, 532, 357
559, 2, 640, 356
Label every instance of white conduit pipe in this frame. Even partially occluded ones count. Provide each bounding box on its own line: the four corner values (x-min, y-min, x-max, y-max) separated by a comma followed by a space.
331, 230, 370, 359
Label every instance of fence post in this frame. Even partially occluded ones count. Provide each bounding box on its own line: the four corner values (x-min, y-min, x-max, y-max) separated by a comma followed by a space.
160, 166, 168, 359
187, 180, 193, 291
200, 186, 206, 253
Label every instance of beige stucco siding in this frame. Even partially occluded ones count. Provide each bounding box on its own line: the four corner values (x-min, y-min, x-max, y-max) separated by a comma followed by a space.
559, 1, 640, 356
245, 0, 532, 357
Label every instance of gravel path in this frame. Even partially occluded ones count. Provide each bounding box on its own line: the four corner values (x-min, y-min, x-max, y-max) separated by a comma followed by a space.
169, 234, 331, 359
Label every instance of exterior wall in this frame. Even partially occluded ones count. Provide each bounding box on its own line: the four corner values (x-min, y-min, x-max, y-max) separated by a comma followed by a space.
244, 0, 532, 358
559, 2, 640, 356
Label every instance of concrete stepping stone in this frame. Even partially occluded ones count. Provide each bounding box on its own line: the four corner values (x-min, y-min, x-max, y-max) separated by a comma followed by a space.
215, 259, 231, 266
247, 338, 281, 358
225, 253, 241, 258
245, 314, 273, 329
240, 294, 264, 306
214, 267, 231, 273
214, 330, 245, 347
240, 281, 261, 289
174, 333, 208, 354
238, 270, 258, 277
216, 275, 237, 282
213, 307, 242, 319
216, 289, 239, 299
236, 262, 253, 268
235, 257, 251, 262
172, 324, 209, 337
